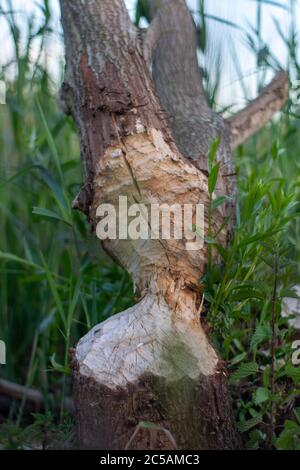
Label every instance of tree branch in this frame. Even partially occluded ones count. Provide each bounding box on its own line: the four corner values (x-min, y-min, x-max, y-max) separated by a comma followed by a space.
145, 0, 210, 160
0, 378, 74, 412
227, 72, 289, 149
60, 0, 142, 184
145, 0, 236, 221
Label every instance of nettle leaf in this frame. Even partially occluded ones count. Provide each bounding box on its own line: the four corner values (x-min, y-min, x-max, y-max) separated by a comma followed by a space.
246, 429, 266, 450
275, 420, 300, 450
231, 287, 264, 302
237, 415, 263, 433
285, 364, 300, 384
294, 408, 300, 425
250, 324, 272, 351
230, 361, 259, 383
230, 352, 247, 367
254, 387, 270, 405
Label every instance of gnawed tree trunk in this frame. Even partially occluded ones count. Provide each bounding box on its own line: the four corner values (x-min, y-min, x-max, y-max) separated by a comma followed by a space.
60, 0, 288, 450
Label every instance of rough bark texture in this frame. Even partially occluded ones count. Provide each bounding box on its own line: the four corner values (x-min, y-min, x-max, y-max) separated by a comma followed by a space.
145, 0, 236, 223
60, 0, 286, 451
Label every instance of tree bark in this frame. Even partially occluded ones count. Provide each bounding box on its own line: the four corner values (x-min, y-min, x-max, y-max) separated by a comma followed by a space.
60, 0, 287, 450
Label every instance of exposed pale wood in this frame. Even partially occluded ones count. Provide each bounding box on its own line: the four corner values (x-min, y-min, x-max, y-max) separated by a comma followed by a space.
74, 287, 239, 449
93, 128, 224, 292
76, 290, 218, 390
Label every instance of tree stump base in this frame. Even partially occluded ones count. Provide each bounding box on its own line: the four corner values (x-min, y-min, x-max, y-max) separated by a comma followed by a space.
73, 292, 240, 450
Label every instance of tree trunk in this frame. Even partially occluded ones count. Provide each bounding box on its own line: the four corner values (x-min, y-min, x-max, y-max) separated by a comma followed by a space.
60, 0, 287, 450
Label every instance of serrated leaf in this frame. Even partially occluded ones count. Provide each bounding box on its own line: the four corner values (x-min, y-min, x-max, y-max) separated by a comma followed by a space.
275, 420, 300, 450
285, 364, 300, 384
231, 287, 264, 302
237, 415, 263, 433
250, 324, 272, 351
254, 387, 270, 405
230, 352, 247, 367
294, 408, 300, 425
230, 361, 259, 383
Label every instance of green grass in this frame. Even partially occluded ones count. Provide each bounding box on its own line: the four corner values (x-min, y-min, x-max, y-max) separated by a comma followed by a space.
0, 2, 134, 437
0, 0, 300, 450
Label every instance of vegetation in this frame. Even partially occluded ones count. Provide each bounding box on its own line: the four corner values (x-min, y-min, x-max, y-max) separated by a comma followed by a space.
0, 0, 299, 449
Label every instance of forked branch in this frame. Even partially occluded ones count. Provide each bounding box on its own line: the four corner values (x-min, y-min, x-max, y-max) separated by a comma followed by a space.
145, 2, 289, 156
227, 72, 289, 149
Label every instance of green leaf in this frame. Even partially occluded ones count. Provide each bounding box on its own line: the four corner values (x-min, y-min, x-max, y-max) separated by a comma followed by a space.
237, 229, 282, 248
285, 364, 300, 384
208, 162, 220, 194
246, 429, 266, 449
231, 287, 264, 302
237, 415, 263, 433
0, 251, 64, 281
32, 207, 71, 225
254, 387, 270, 405
50, 353, 71, 375
294, 408, 300, 425
204, 237, 228, 261
229, 352, 247, 367
230, 361, 259, 383
275, 420, 300, 450
211, 195, 232, 210
0, 251, 42, 271
208, 138, 220, 171
250, 325, 272, 351
36, 97, 63, 181
134, 0, 151, 26
34, 165, 70, 222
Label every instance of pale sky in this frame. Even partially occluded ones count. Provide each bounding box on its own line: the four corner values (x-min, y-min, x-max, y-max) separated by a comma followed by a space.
0, 0, 298, 110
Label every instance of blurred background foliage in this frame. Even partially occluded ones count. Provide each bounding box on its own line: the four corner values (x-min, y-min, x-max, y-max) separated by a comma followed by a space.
0, 0, 300, 449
